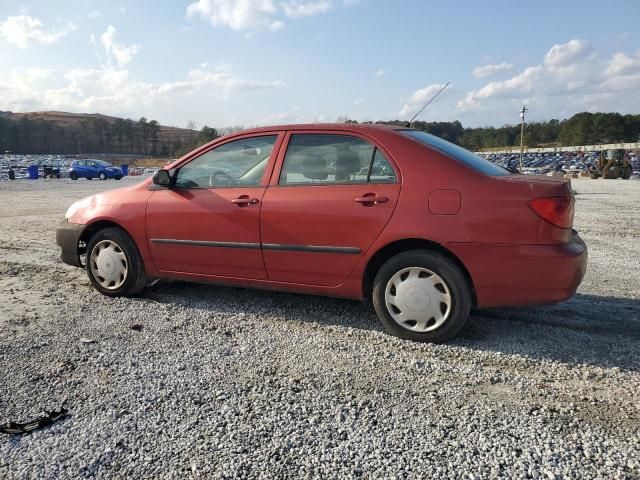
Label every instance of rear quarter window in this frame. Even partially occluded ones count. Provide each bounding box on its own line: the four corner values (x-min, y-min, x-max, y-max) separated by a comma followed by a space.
400, 130, 508, 176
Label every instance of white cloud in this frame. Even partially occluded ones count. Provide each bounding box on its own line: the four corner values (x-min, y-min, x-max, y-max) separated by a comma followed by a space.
458, 66, 544, 110
0, 15, 76, 48
374, 69, 386, 77
456, 39, 640, 120
472, 62, 514, 79
156, 67, 285, 95
0, 68, 56, 110
0, 63, 285, 118
543, 39, 592, 67
604, 52, 640, 76
186, 0, 332, 32
281, 0, 330, 17
399, 83, 449, 118
100, 25, 140, 67
270, 20, 285, 31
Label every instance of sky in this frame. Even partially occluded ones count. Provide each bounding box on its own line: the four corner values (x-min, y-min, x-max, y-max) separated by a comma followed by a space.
0, 0, 639, 129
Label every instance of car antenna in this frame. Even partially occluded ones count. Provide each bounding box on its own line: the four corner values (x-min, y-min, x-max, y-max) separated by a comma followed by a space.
405, 82, 450, 128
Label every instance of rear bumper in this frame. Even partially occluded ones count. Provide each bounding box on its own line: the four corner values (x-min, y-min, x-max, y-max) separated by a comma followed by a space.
56, 221, 85, 268
447, 231, 588, 308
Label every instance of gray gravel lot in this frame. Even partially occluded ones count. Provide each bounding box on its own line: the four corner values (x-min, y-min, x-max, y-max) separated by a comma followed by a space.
0, 177, 639, 479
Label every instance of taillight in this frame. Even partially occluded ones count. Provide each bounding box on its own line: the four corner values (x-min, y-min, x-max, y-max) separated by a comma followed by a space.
528, 196, 574, 229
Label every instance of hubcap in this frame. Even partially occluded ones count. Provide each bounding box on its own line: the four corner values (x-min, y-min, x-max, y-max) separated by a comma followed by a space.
89, 240, 128, 290
384, 267, 452, 332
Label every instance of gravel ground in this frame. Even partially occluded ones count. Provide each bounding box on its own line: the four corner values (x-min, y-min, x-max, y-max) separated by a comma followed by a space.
0, 177, 639, 479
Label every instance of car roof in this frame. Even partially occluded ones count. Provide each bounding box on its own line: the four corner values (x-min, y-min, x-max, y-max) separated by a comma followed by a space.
231, 123, 406, 136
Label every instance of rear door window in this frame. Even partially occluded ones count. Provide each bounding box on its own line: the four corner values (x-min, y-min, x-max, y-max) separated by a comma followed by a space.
279, 134, 396, 185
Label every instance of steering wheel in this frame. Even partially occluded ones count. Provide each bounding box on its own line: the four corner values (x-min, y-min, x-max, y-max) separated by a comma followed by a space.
211, 171, 236, 186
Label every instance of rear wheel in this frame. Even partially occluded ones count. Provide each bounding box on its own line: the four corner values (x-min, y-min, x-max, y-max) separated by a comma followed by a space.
99, 172, 107, 180
85, 227, 147, 297
70, 172, 78, 180
372, 249, 471, 343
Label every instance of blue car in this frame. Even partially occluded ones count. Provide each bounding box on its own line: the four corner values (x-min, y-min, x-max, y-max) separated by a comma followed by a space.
69, 159, 123, 180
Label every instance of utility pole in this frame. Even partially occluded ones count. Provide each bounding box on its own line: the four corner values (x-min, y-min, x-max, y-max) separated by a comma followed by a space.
519, 105, 527, 173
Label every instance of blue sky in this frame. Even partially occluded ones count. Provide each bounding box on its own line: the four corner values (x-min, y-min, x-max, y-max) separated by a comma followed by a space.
0, 0, 639, 129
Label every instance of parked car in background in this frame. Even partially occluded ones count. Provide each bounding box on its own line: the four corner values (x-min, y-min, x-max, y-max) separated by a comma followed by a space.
69, 159, 123, 180
57, 124, 587, 343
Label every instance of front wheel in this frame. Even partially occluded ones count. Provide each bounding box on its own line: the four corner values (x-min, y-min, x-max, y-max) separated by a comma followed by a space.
85, 227, 147, 297
372, 250, 472, 343
70, 172, 78, 180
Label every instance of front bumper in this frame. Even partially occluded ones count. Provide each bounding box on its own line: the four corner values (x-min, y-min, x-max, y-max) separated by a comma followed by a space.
56, 221, 85, 268
448, 231, 588, 308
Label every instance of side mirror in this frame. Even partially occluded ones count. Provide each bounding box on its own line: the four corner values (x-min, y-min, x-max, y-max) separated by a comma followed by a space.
153, 169, 172, 187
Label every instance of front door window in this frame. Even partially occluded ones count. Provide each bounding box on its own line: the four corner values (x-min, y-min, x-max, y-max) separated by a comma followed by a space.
174, 135, 278, 189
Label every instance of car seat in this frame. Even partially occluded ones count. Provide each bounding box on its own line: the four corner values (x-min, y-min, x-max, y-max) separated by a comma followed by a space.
335, 148, 361, 182
302, 154, 328, 182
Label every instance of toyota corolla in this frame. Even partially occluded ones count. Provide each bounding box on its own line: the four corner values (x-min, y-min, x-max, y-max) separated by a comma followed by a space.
57, 124, 587, 342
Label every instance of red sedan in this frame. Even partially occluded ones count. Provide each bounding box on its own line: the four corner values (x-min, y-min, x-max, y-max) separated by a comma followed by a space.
57, 124, 587, 342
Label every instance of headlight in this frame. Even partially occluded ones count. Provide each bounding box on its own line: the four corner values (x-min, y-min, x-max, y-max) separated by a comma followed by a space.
64, 195, 93, 221
65, 201, 80, 220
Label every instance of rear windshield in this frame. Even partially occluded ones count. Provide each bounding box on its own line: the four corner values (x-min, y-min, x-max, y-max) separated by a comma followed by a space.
399, 130, 508, 176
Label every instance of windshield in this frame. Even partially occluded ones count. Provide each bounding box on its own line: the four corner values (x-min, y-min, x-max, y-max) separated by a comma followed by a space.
399, 130, 509, 176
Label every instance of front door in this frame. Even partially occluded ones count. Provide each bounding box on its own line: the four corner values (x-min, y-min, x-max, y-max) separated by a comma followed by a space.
146, 133, 282, 279
260, 132, 401, 287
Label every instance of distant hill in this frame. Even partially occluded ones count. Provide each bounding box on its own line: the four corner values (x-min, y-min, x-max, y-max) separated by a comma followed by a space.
0, 111, 199, 157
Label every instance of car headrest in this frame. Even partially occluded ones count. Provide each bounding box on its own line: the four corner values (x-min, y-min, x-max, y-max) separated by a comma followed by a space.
302, 154, 328, 180
335, 149, 361, 181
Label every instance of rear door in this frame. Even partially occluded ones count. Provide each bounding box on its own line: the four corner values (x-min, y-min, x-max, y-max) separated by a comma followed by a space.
260, 132, 401, 287
145, 133, 283, 279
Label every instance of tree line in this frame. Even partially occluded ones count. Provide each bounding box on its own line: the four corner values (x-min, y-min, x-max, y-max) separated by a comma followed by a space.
1, 111, 639, 156
376, 112, 640, 150
0, 115, 202, 157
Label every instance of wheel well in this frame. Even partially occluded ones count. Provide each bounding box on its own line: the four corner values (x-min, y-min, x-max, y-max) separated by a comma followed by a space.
78, 220, 126, 256
363, 238, 477, 306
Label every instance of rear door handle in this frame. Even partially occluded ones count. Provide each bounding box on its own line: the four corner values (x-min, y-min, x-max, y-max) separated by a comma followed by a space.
354, 194, 388, 205
232, 195, 259, 206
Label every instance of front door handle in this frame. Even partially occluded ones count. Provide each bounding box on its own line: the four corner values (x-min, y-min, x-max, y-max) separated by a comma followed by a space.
354, 193, 389, 205
232, 195, 259, 206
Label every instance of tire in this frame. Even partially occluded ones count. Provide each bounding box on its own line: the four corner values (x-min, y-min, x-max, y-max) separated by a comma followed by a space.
70, 172, 78, 180
87, 177, 92, 181
115, 176, 122, 180
85, 227, 147, 297
372, 249, 472, 343
99, 172, 107, 180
